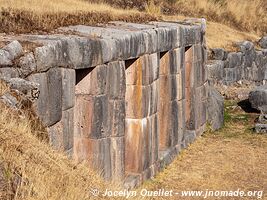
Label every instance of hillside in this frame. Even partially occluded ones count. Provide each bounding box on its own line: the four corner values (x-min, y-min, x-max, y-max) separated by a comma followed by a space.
0, 0, 265, 49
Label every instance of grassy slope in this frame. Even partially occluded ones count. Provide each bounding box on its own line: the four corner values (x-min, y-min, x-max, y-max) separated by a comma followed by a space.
0, 82, 118, 200
142, 100, 267, 200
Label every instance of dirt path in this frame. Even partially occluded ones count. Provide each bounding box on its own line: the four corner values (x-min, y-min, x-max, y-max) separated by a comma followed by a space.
140, 101, 267, 200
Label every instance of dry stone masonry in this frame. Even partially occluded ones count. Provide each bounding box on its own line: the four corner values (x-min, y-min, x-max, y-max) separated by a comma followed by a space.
207, 39, 267, 86
0, 19, 210, 187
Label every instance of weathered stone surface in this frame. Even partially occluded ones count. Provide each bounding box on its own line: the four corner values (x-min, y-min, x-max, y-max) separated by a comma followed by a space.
207, 60, 224, 81
74, 95, 109, 139
47, 108, 74, 151
107, 61, 126, 99
226, 52, 242, 68
3, 41, 23, 60
28, 68, 62, 126
3, 77, 39, 95
255, 123, 267, 134
110, 136, 125, 180
18, 53, 37, 77
73, 137, 111, 180
249, 85, 267, 113
108, 100, 125, 137
210, 48, 227, 60
75, 64, 108, 95
61, 68, 75, 110
0, 68, 19, 79
207, 86, 224, 131
0, 93, 19, 109
259, 36, 267, 49
0, 49, 12, 66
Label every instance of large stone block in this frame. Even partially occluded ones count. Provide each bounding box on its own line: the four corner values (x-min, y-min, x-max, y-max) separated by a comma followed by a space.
28, 68, 62, 127
110, 136, 125, 180
75, 64, 108, 95
73, 137, 111, 180
125, 117, 157, 173
207, 86, 224, 131
226, 52, 242, 68
108, 100, 125, 137
142, 53, 159, 85
61, 68, 75, 111
125, 85, 152, 119
74, 95, 109, 139
107, 61, 126, 100
47, 108, 74, 151
206, 60, 224, 81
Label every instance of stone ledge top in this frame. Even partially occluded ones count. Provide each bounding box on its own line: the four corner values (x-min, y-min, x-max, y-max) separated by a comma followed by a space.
0, 19, 205, 73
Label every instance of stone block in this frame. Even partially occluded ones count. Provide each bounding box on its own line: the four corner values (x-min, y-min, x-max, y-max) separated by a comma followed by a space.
249, 85, 267, 113
193, 44, 203, 62
74, 95, 109, 139
28, 69, 62, 127
108, 100, 125, 137
210, 48, 227, 60
142, 53, 159, 85
207, 86, 224, 131
125, 85, 151, 119
75, 64, 108, 95
224, 68, 237, 82
35, 43, 58, 72
150, 114, 159, 164
0, 68, 19, 79
149, 80, 159, 116
226, 52, 242, 68
0, 49, 12, 66
18, 53, 37, 77
3, 40, 23, 60
125, 118, 152, 173
61, 68, 75, 111
73, 137, 111, 180
125, 57, 142, 85
110, 136, 125, 180
47, 108, 74, 151
206, 60, 224, 81
107, 61, 126, 99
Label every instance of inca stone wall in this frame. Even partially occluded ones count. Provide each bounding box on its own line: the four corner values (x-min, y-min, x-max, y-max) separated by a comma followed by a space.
207, 41, 267, 85
0, 19, 208, 187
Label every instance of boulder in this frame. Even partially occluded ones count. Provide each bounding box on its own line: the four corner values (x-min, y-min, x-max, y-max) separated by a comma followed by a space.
207, 86, 224, 130
259, 36, 267, 49
249, 85, 267, 113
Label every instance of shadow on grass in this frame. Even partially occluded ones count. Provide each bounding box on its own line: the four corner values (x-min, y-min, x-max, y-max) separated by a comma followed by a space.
237, 99, 260, 114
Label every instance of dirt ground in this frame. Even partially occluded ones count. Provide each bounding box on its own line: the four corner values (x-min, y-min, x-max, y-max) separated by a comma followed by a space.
141, 100, 267, 200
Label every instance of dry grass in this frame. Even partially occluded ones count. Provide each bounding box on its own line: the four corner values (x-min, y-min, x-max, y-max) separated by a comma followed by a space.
0, 0, 157, 33
142, 101, 267, 200
162, 0, 267, 36
0, 82, 120, 200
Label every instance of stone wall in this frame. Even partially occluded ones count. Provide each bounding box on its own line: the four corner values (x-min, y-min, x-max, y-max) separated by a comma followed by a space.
207, 41, 267, 85
0, 19, 207, 186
